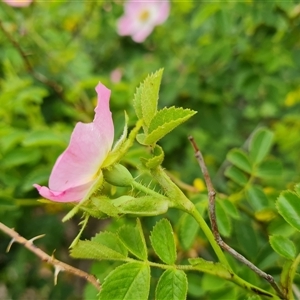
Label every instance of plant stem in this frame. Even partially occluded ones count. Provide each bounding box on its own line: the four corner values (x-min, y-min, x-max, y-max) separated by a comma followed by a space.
0, 222, 101, 291
188, 136, 284, 299
287, 253, 300, 299
189, 205, 230, 268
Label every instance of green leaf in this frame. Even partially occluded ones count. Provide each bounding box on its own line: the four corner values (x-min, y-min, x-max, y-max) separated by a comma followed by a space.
142, 107, 197, 145
70, 232, 128, 261
133, 69, 163, 127
98, 262, 150, 300
178, 213, 199, 250
246, 186, 269, 211
118, 219, 147, 261
294, 183, 300, 198
226, 148, 252, 174
255, 160, 282, 178
150, 219, 176, 265
276, 191, 300, 232
144, 144, 164, 169
156, 269, 187, 300
216, 201, 231, 237
219, 199, 240, 220
224, 165, 248, 186
249, 128, 274, 165
269, 235, 296, 260
188, 258, 232, 279
115, 196, 169, 216
22, 129, 66, 147
1, 148, 41, 168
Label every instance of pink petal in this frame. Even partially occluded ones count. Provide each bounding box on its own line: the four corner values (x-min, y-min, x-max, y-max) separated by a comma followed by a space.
34, 83, 114, 203
155, 2, 170, 25
132, 24, 155, 43
3, 0, 32, 7
33, 181, 95, 203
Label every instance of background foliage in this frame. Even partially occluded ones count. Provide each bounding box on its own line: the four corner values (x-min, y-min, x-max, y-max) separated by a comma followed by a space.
1, 1, 300, 299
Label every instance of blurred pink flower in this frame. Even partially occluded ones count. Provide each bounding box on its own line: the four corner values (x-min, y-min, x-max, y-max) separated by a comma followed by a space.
110, 68, 123, 83
117, 0, 170, 43
3, 0, 32, 7
34, 83, 114, 202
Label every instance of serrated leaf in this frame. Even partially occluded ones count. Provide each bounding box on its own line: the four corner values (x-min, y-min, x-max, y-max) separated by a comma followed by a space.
188, 258, 232, 279
224, 165, 248, 186
98, 262, 150, 300
115, 196, 169, 216
255, 160, 282, 178
133, 69, 163, 127
70, 238, 127, 261
92, 232, 128, 257
150, 219, 176, 265
269, 235, 296, 260
249, 128, 274, 165
276, 191, 300, 232
143, 107, 197, 145
156, 269, 187, 300
216, 201, 231, 237
246, 186, 269, 211
226, 148, 252, 174
118, 219, 147, 260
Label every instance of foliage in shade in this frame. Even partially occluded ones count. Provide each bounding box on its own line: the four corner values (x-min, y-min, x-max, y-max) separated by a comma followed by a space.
269, 235, 296, 260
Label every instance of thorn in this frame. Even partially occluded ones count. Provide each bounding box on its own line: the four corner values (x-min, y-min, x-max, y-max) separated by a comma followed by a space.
6, 238, 15, 253
54, 265, 64, 286
28, 234, 46, 244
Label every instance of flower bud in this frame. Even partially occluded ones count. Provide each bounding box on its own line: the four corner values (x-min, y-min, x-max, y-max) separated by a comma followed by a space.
103, 164, 133, 187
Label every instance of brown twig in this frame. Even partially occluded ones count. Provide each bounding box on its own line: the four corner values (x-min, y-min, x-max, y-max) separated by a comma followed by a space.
0, 222, 101, 292
188, 136, 284, 299
0, 20, 64, 99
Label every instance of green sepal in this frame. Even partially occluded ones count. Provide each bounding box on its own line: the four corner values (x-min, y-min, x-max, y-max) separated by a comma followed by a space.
103, 164, 134, 187
113, 196, 169, 216
98, 262, 150, 300
140, 144, 165, 169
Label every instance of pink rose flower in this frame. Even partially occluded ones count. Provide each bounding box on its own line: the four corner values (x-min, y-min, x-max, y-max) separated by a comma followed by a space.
3, 0, 32, 7
117, 0, 170, 43
34, 83, 114, 203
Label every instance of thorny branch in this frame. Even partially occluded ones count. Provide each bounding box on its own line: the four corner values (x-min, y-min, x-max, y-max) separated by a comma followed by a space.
188, 136, 285, 299
0, 222, 101, 292
0, 21, 64, 99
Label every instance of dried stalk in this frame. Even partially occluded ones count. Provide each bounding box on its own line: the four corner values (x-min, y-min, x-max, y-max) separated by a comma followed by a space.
0, 222, 101, 291
188, 136, 284, 299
